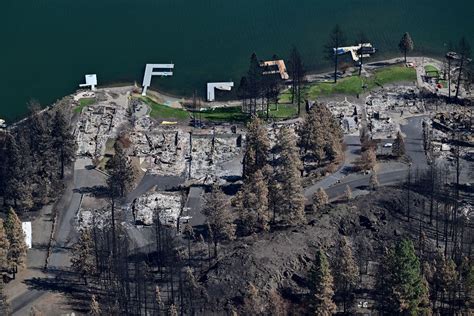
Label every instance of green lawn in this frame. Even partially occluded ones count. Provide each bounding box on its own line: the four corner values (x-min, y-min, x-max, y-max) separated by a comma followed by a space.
141, 97, 189, 120
299, 65, 417, 100
424, 64, 439, 78
74, 98, 96, 113
199, 107, 248, 122
268, 104, 298, 119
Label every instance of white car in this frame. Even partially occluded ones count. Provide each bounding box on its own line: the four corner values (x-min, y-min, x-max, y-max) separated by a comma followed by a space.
383, 143, 393, 148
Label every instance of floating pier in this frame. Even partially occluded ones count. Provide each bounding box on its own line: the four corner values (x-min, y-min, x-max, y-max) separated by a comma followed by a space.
334, 43, 376, 62
79, 74, 98, 91
207, 82, 234, 101
260, 60, 289, 80
142, 64, 174, 96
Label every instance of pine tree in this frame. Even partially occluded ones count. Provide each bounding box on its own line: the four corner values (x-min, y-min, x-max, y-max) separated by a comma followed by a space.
0, 219, 10, 271
3, 135, 33, 211
107, 142, 135, 197
325, 25, 346, 83
0, 279, 10, 316
267, 289, 288, 316
399, 32, 414, 63
236, 169, 270, 234
299, 103, 344, 166
308, 250, 336, 315
344, 185, 352, 201
51, 108, 76, 179
246, 53, 263, 114
168, 303, 178, 316
70, 228, 95, 285
89, 294, 100, 315
243, 116, 270, 178
155, 285, 164, 314
335, 237, 358, 314
369, 170, 380, 191
288, 46, 306, 114
392, 131, 406, 158
455, 37, 471, 99
435, 254, 457, 312
312, 188, 329, 213
202, 186, 235, 258
243, 282, 262, 315
274, 127, 306, 225
4, 207, 27, 268
384, 239, 428, 314
460, 257, 473, 311
357, 146, 377, 171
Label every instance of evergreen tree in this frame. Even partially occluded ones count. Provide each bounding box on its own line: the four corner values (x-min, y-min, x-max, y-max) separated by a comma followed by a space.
246, 53, 263, 115
274, 127, 306, 225
434, 254, 457, 312
392, 131, 406, 158
288, 46, 306, 115
325, 25, 346, 83
369, 170, 380, 191
335, 237, 358, 314
384, 239, 428, 314
107, 142, 135, 198
308, 250, 336, 315
455, 37, 471, 99
357, 146, 376, 171
299, 103, 343, 166
460, 257, 473, 311
4, 207, 27, 268
70, 228, 95, 285
51, 108, 76, 179
312, 188, 329, 213
89, 294, 100, 316
155, 285, 164, 314
3, 134, 33, 211
344, 185, 352, 201
0, 279, 10, 316
243, 116, 270, 178
169, 303, 178, 316
202, 186, 235, 257
398, 32, 414, 63
236, 169, 270, 234
0, 219, 10, 271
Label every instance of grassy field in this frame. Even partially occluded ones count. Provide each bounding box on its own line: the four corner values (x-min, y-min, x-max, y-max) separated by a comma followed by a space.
424, 64, 440, 77
141, 97, 189, 120
74, 98, 96, 113
282, 65, 417, 101
197, 104, 297, 122
199, 107, 248, 122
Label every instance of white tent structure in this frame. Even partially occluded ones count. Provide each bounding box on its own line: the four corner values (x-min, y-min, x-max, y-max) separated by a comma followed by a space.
142, 64, 174, 96
207, 82, 234, 101
79, 74, 98, 91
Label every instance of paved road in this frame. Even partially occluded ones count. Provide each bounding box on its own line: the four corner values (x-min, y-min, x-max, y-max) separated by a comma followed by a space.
10, 158, 106, 315
305, 115, 428, 202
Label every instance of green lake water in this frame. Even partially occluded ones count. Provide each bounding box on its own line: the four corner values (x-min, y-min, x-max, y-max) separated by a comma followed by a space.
1, 0, 472, 121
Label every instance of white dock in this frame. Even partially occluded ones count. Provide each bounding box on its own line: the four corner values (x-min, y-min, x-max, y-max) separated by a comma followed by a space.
142, 64, 174, 96
207, 82, 234, 101
79, 74, 98, 91
334, 43, 375, 62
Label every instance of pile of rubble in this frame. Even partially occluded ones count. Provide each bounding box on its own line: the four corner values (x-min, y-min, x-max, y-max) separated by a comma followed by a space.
75, 90, 130, 157
130, 126, 189, 176
130, 191, 183, 226
326, 99, 360, 135
190, 133, 243, 181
